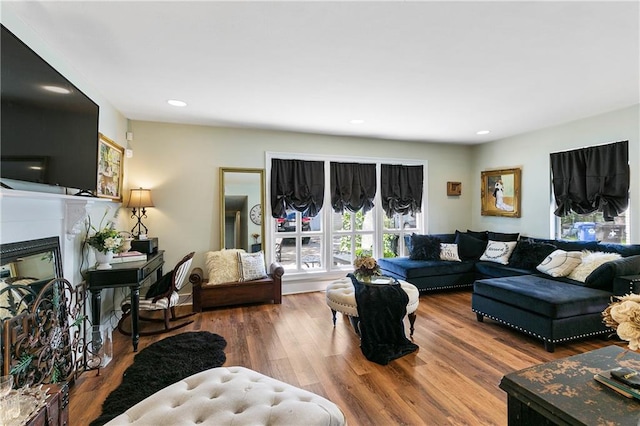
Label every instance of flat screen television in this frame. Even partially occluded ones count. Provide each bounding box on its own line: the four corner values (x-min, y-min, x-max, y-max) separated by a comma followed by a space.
1, 24, 100, 193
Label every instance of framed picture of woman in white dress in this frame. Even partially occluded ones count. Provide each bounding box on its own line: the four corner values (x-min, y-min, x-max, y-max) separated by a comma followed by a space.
481, 168, 521, 217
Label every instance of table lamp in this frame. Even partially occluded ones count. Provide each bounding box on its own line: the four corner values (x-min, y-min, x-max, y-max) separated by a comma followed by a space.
127, 188, 154, 239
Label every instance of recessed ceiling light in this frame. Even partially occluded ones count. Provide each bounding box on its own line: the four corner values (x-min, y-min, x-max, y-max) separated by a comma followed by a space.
476, 130, 491, 135
350, 119, 365, 125
167, 99, 187, 107
42, 85, 71, 94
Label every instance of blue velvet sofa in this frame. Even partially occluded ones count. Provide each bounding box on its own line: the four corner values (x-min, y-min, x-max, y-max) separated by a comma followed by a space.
377, 230, 640, 351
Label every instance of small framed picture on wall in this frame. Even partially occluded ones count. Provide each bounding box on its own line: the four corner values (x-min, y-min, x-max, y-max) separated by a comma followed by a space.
97, 133, 124, 201
481, 168, 521, 217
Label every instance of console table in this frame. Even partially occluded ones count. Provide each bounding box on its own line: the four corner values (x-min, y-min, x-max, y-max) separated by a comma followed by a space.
500, 345, 640, 425
86, 251, 164, 351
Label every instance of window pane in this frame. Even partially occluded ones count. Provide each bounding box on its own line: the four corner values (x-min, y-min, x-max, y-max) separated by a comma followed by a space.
332, 235, 352, 266
332, 211, 352, 231
276, 237, 298, 270
355, 210, 374, 231
383, 233, 399, 258
384, 212, 416, 230
301, 236, 322, 269
558, 210, 628, 244
355, 234, 374, 257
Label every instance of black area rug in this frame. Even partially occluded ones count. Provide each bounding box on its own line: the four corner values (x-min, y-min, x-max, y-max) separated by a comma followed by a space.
90, 331, 227, 426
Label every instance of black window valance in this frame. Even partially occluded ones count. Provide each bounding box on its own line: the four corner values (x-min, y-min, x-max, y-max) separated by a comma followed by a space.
551, 140, 629, 221
270, 159, 325, 218
330, 162, 377, 214
380, 164, 423, 217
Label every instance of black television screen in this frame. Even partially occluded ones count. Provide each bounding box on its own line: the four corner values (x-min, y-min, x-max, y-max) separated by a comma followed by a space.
1, 24, 99, 192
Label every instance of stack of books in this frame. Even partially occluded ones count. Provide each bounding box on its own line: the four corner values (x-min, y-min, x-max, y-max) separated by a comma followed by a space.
594, 368, 640, 400
112, 251, 147, 264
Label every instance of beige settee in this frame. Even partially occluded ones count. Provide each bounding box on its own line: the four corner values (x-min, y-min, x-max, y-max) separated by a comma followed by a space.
189, 249, 284, 311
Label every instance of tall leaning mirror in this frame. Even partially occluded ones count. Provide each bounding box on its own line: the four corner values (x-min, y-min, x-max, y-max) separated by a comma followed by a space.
220, 168, 265, 253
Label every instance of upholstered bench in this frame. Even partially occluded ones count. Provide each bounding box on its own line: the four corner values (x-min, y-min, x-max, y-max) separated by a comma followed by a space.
105, 366, 346, 425
472, 274, 613, 352
326, 277, 419, 336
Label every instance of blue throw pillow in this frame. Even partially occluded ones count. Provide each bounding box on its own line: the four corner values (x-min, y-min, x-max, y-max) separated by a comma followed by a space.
508, 238, 557, 270
409, 234, 441, 261
455, 231, 487, 260
488, 231, 520, 242
466, 230, 488, 241
585, 255, 640, 289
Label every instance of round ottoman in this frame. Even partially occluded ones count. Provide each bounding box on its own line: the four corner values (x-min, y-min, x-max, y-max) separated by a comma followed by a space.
105, 366, 346, 425
325, 277, 419, 336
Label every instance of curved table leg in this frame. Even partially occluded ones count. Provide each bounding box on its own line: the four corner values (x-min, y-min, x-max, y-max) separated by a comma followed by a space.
408, 312, 416, 337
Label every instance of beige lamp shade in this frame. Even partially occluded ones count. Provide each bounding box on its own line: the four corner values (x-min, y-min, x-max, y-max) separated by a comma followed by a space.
127, 188, 155, 208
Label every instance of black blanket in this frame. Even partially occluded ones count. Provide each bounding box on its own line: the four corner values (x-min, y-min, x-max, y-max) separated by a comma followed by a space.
349, 274, 419, 365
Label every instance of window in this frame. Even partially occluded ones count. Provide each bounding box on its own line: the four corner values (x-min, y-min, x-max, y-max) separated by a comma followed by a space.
275, 209, 323, 272
550, 141, 630, 244
268, 154, 425, 274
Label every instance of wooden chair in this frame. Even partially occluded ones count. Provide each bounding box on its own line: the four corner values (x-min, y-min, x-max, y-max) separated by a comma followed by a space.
118, 252, 196, 336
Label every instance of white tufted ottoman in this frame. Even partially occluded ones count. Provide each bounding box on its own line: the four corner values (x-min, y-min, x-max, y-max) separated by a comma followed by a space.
105, 366, 346, 425
325, 277, 419, 336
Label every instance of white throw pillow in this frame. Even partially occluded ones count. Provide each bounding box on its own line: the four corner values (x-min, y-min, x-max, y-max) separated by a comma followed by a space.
440, 243, 461, 262
238, 251, 268, 282
536, 249, 582, 277
205, 249, 245, 284
567, 251, 622, 282
479, 240, 517, 265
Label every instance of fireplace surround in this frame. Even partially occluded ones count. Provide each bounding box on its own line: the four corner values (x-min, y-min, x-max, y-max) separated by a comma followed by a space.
0, 237, 87, 387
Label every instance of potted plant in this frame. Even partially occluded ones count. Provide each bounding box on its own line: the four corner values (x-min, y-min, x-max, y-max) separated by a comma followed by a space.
87, 213, 125, 269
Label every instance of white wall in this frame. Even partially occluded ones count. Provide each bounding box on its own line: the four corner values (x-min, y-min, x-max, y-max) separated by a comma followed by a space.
126, 121, 475, 284
471, 104, 640, 242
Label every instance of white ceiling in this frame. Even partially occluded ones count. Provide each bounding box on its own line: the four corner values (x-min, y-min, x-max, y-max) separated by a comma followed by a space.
3, 1, 639, 144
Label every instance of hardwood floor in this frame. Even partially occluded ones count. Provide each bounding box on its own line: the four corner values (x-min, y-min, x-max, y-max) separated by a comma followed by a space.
69, 289, 619, 425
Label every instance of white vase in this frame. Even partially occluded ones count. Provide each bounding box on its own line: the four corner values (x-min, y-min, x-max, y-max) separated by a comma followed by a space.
95, 250, 114, 270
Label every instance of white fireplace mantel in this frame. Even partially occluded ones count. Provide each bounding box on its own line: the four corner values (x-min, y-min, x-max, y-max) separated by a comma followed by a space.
0, 188, 115, 240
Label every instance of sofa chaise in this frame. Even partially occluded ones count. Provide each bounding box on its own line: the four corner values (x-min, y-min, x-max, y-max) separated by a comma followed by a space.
377, 230, 640, 351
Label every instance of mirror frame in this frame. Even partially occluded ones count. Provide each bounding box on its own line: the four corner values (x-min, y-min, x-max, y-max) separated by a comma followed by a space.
0, 237, 63, 279
220, 167, 266, 254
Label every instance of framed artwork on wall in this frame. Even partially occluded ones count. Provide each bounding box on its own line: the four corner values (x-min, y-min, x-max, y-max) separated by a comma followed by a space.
447, 181, 462, 196
481, 168, 521, 217
97, 133, 124, 201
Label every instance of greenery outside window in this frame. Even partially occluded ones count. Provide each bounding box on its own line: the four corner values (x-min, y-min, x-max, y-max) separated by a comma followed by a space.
383, 212, 417, 257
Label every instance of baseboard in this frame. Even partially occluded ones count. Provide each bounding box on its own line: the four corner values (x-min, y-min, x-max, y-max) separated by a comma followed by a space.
178, 292, 192, 306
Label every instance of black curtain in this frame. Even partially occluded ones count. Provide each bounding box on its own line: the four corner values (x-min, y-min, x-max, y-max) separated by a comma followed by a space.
551, 140, 629, 221
380, 164, 423, 217
270, 159, 325, 218
330, 162, 376, 214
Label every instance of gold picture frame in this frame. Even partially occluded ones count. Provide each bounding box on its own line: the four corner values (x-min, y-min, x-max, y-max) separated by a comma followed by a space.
97, 133, 124, 201
481, 168, 521, 217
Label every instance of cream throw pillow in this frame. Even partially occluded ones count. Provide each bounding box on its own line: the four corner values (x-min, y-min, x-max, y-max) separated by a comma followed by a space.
440, 243, 461, 262
205, 249, 245, 284
479, 240, 517, 265
238, 251, 268, 281
536, 249, 582, 277
567, 251, 622, 282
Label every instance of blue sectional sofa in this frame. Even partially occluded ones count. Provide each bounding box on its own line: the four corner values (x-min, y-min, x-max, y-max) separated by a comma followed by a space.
377, 230, 640, 351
